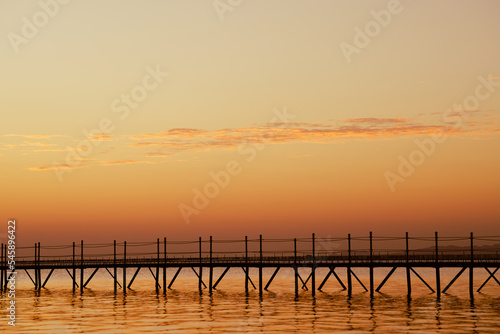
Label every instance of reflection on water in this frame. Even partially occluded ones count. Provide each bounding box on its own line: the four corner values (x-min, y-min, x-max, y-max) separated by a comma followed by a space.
2, 268, 500, 333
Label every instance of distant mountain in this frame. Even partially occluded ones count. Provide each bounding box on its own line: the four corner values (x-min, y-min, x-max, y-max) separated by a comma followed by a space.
418, 243, 500, 252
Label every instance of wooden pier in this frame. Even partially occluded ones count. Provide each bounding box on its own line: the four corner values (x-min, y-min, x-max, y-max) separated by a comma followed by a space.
1, 233, 499, 298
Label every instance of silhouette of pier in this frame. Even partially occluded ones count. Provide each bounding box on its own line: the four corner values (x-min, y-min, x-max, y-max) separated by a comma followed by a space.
2, 233, 499, 298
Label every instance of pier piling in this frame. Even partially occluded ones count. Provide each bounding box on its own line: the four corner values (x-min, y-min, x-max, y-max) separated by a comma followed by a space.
370, 232, 374, 297
73, 242, 76, 293
347, 234, 352, 296
209, 236, 213, 294
123, 241, 126, 294
80, 241, 84, 294
245, 236, 249, 293
470, 232, 474, 298
312, 233, 316, 297
435, 232, 440, 298
199, 237, 203, 293
163, 237, 167, 294
156, 238, 160, 293
1, 243, 3, 293
294, 238, 298, 296
259, 235, 263, 295
406, 232, 411, 296
113, 240, 117, 293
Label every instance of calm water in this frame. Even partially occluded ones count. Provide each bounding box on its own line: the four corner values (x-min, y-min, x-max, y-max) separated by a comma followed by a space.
2, 267, 500, 333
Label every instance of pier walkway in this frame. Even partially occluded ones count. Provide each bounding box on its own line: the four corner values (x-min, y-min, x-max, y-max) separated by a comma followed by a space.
2, 233, 499, 298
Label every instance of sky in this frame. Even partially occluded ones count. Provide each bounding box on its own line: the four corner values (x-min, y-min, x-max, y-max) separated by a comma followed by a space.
1, 0, 500, 245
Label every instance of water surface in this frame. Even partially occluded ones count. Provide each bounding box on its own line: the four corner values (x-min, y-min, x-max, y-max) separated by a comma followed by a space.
2, 267, 500, 333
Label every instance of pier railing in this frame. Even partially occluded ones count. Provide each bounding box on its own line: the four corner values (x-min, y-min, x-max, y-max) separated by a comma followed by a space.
1, 233, 500, 297
3, 233, 500, 268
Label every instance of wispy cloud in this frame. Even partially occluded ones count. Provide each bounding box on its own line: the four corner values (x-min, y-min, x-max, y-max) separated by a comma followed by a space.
125, 114, 500, 157
33, 149, 68, 152
0, 143, 16, 151
4, 134, 68, 139
22, 141, 55, 147
143, 152, 170, 157
87, 133, 113, 141
342, 118, 409, 124
25, 115, 500, 172
27, 164, 87, 171
127, 118, 460, 156
98, 160, 156, 166
130, 129, 207, 140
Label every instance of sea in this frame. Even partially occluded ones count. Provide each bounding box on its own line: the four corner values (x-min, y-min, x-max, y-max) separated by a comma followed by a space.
2, 267, 500, 333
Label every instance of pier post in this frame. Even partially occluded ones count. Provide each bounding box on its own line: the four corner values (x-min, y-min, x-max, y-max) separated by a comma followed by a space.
123, 241, 127, 294
2, 243, 5, 293
209, 236, 213, 294
470, 232, 474, 298
369, 231, 374, 297
73, 242, 76, 293
312, 233, 316, 297
245, 236, 248, 293
113, 240, 117, 293
1, 244, 3, 292
38, 242, 41, 291
156, 238, 160, 293
163, 237, 167, 295
5, 244, 8, 291
347, 234, 352, 296
406, 232, 411, 296
3, 244, 6, 291
80, 241, 84, 294
4, 244, 7, 291
4, 243, 6, 292
2, 243, 4, 293
34, 243, 38, 290
2, 243, 5, 292
3, 244, 5, 292
1, 243, 4, 293
199, 237, 203, 293
1, 243, 3, 293
3, 243, 6, 292
435, 232, 440, 298
294, 238, 298, 296
4, 244, 6, 292
0, 243, 3, 293
3, 244, 5, 291
259, 235, 263, 295
5, 244, 7, 291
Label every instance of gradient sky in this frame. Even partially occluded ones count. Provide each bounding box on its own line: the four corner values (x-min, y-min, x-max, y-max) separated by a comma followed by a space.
1, 0, 500, 245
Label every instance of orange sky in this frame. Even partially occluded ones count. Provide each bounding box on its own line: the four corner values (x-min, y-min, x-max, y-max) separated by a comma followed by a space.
1, 1, 500, 245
